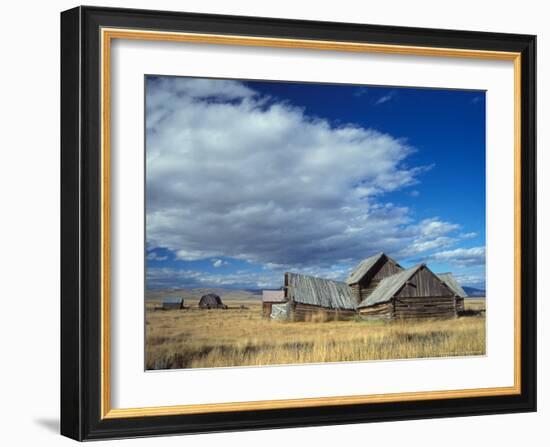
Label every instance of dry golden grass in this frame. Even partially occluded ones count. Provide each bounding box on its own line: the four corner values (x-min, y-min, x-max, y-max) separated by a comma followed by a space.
145, 299, 486, 370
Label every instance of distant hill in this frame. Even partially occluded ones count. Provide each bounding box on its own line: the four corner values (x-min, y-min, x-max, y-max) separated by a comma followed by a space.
463, 286, 486, 298
145, 288, 262, 301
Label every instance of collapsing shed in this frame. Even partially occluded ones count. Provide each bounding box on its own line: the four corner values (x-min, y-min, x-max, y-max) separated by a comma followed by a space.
357, 264, 458, 319
284, 272, 357, 321
198, 293, 227, 309
161, 296, 184, 310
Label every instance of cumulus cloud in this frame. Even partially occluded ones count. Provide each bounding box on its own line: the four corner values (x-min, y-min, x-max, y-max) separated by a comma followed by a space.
147, 262, 356, 290
147, 266, 281, 290
430, 246, 486, 267
395, 218, 460, 257
454, 272, 486, 289
145, 77, 479, 287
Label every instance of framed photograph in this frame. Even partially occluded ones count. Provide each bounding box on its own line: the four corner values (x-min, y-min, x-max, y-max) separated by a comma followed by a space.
60, 6, 536, 441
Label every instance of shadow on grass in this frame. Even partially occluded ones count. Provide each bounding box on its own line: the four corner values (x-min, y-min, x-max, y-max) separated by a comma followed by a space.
460, 309, 486, 317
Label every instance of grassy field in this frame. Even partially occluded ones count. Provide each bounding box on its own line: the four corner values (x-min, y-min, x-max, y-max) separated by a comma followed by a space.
145, 299, 486, 370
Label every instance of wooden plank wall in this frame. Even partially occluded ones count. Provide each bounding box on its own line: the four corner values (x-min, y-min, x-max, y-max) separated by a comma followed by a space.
396, 267, 452, 298
359, 257, 402, 302
350, 283, 361, 304
291, 303, 356, 322
394, 296, 457, 318
162, 302, 183, 310
262, 302, 273, 318
357, 301, 394, 319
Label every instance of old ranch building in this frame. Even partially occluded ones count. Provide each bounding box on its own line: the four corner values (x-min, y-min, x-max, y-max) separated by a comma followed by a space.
264, 253, 468, 321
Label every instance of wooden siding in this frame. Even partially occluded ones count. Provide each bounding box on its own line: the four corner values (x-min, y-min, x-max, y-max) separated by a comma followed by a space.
291, 303, 356, 322
391, 268, 456, 318
262, 302, 272, 318
162, 302, 183, 310
350, 283, 361, 305
394, 296, 457, 319
395, 266, 453, 298
456, 297, 465, 313
358, 256, 403, 301
357, 301, 394, 319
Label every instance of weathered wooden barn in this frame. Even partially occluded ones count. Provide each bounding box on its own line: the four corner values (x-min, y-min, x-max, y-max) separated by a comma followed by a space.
198, 293, 227, 309
356, 264, 457, 319
262, 290, 286, 318
161, 296, 184, 310
264, 252, 467, 321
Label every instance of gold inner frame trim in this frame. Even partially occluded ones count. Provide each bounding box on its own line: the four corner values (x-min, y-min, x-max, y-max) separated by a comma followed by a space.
100, 27, 522, 419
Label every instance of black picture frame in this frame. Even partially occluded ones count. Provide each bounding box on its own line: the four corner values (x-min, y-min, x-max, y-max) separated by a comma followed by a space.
61, 5, 536, 441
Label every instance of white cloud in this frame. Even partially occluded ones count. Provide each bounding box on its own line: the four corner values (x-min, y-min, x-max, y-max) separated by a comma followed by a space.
454, 272, 486, 289
430, 246, 486, 267
147, 266, 281, 289
395, 218, 460, 257
145, 78, 477, 280
146, 251, 168, 261
212, 259, 229, 268
375, 91, 397, 105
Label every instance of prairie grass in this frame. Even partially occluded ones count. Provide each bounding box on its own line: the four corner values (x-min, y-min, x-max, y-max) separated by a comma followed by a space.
145, 299, 486, 370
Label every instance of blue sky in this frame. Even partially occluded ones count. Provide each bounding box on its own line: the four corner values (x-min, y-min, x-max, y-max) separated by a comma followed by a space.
145, 76, 486, 290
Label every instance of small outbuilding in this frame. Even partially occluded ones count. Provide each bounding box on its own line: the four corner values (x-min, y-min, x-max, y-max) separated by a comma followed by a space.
283, 272, 357, 321
199, 293, 227, 309
262, 290, 286, 318
161, 296, 184, 310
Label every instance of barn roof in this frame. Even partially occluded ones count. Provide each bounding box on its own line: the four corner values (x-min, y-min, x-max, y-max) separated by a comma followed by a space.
346, 252, 402, 285
200, 293, 222, 302
346, 252, 384, 284
357, 264, 424, 308
437, 273, 468, 298
162, 296, 183, 304
262, 290, 286, 303
286, 272, 356, 310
